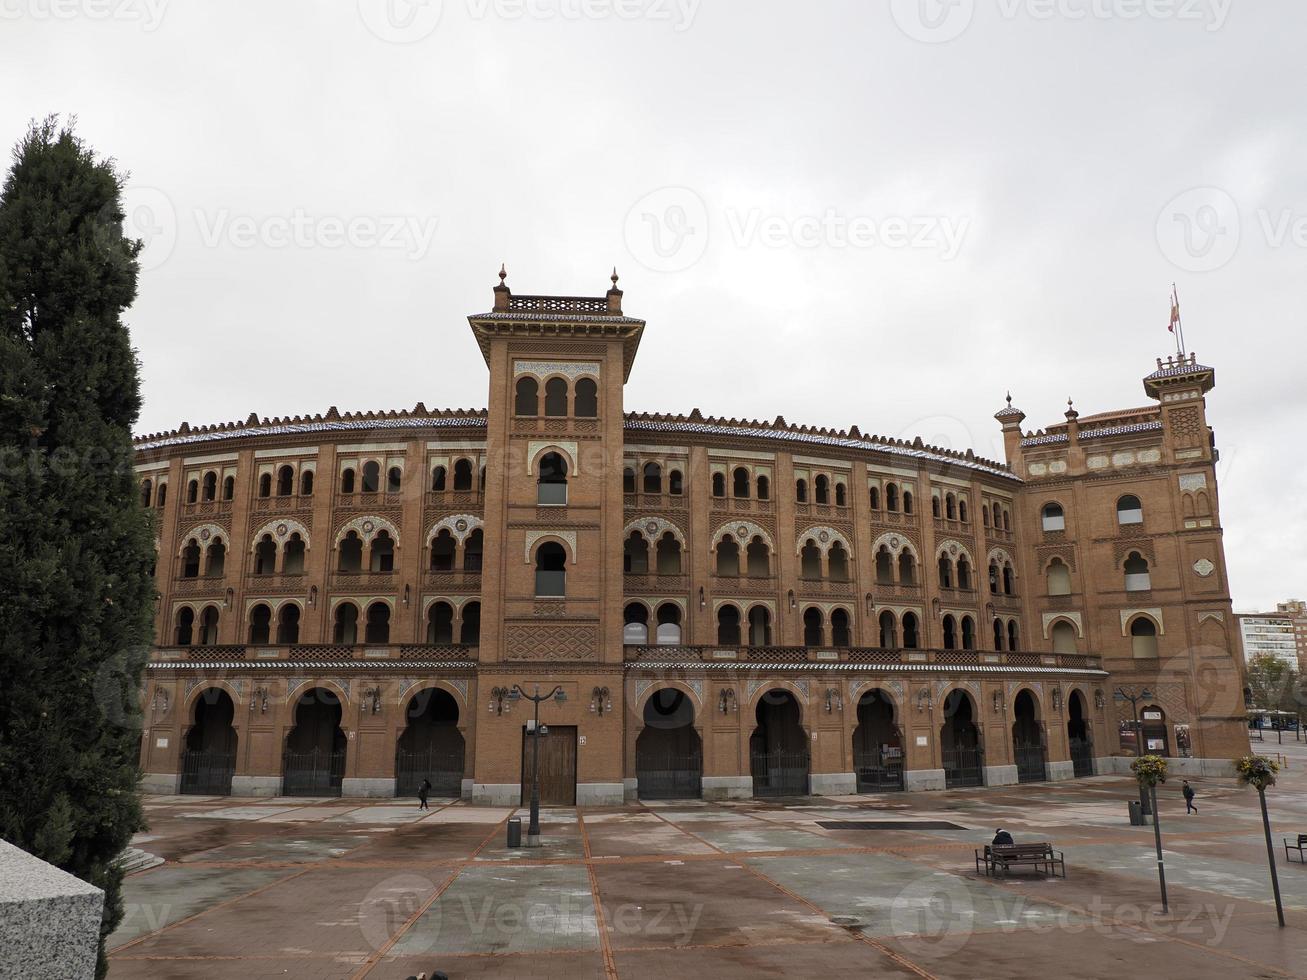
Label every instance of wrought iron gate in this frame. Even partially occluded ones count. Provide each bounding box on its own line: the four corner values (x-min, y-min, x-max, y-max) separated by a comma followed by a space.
179, 750, 235, 796
750, 749, 810, 797
853, 746, 904, 792
282, 748, 345, 796
1014, 742, 1047, 783
636, 748, 703, 800
942, 745, 983, 788
1069, 737, 1094, 777
396, 748, 464, 798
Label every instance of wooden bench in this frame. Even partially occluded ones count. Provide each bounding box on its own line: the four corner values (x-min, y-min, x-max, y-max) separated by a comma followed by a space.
1285, 834, 1307, 864
975, 842, 1066, 878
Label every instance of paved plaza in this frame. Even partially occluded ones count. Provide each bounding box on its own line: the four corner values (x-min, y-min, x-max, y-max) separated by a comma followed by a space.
109, 743, 1307, 979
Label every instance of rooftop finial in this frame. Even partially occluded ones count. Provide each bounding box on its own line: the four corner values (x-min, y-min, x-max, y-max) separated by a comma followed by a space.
1005, 391, 1012, 407
498, 263, 507, 285
611, 266, 619, 288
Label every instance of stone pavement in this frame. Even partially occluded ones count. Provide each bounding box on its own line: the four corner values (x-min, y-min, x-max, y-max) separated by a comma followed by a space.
108, 745, 1307, 979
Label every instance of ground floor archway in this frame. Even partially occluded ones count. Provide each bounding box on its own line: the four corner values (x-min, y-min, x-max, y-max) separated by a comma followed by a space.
1068, 689, 1093, 777
750, 690, 809, 797
181, 688, 237, 795
1012, 689, 1046, 783
282, 688, 346, 796
852, 689, 903, 792
396, 688, 465, 798
635, 689, 703, 799
941, 690, 983, 788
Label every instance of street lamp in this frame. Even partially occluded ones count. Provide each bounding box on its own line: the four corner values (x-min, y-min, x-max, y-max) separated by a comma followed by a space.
511, 684, 566, 846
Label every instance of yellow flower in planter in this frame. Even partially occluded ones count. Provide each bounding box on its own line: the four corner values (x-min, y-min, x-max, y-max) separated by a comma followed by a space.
1235, 755, 1279, 792
1130, 754, 1168, 787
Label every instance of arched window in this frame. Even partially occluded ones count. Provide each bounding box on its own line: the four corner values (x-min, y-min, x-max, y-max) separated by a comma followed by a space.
1117, 494, 1144, 526
875, 546, 894, 585
221, 475, 234, 500
1124, 552, 1151, 591
463, 529, 483, 572
902, 611, 919, 649
460, 601, 481, 645
535, 542, 566, 596
1007, 620, 1019, 651
982, 504, 990, 527
656, 533, 682, 574
869, 486, 880, 510
747, 606, 772, 646
254, 535, 277, 575
712, 473, 726, 498
140, 479, 153, 508
199, 606, 219, 645
668, 470, 683, 495
515, 376, 539, 416
795, 478, 808, 503
885, 483, 899, 511
756, 475, 770, 500
835, 483, 847, 507
828, 542, 849, 582
815, 475, 829, 504
174, 607, 195, 646
452, 459, 473, 492
624, 532, 649, 574
942, 615, 957, 650
255, 475, 269, 499
369, 530, 395, 572
544, 377, 568, 417
248, 604, 272, 645
429, 529, 455, 571
202, 471, 218, 501
937, 555, 954, 589
801, 539, 822, 579
1051, 621, 1078, 654
879, 610, 898, 648
156, 483, 167, 507
831, 609, 851, 647
338, 531, 363, 572
431, 465, 447, 492
717, 606, 741, 645
733, 467, 750, 499
903, 490, 914, 515
340, 468, 355, 494
479, 465, 486, 492
276, 605, 300, 644
1046, 558, 1071, 596
643, 462, 662, 494
283, 533, 305, 574
716, 535, 740, 576
989, 561, 1000, 594
746, 536, 770, 577
537, 452, 568, 506
957, 557, 972, 590
958, 498, 968, 523
181, 538, 201, 578
898, 550, 916, 585
276, 465, 293, 497
299, 470, 314, 496
427, 602, 454, 644
1001, 508, 1010, 531
361, 461, 381, 494
1002, 562, 1015, 595
993, 618, 1005, 651
624, 603, 650, 645
961, 616, 975, 650
655, 603, 682, 645
387, 466, 402, 493
623, 466, 637, 494
1130, 617, 1159, 658
574, 378, 598, 417
945, 494, 957, 520
205, 538, 226, 578
1042, 502, 1065, 532
803, 608, 824, 646
333, 603, 359, 644
365, 602, 390, 644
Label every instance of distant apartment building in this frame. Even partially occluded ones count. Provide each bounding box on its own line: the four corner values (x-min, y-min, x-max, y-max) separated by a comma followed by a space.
1237, 600, 1307, 670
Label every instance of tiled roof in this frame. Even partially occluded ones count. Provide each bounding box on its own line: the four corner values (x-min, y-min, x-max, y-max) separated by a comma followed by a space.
147, 660, 477, 671
1145, 361, 1214, 381
625, 661, 1107, 676
1079, 420, 1164, 440
1019, 433, 1069, 447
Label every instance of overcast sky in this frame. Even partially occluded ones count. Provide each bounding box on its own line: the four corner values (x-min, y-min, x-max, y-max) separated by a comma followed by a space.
3, 0, 1303, 611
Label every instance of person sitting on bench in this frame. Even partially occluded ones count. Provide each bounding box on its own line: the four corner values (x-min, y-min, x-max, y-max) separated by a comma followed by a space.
992, 828, 1014, 846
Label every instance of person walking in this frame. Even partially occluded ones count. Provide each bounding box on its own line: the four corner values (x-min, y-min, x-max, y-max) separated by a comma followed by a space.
418, 777, 432, 811
1182, 780, 1198, 814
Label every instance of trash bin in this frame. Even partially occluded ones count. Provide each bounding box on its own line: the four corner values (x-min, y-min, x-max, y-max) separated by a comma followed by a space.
1128, 801, 1143, 826
507, 817, 522, 848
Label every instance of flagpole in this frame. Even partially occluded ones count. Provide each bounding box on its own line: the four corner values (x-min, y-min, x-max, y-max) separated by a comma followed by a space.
1171, 284, 1186, 360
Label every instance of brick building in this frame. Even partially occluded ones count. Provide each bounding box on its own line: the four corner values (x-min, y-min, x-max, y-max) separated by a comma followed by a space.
134, 273, 1250, 802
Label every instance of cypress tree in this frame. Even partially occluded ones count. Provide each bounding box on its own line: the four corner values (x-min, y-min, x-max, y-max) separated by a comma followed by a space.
0, 116, 156, 979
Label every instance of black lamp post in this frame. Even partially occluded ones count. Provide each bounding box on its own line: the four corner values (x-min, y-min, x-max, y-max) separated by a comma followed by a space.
511, 684, 566, 846
1114, 685, 1153, 813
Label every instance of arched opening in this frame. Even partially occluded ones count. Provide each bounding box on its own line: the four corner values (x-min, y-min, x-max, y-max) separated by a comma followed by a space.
574, 377, 598, 417
276, 465, 293, 497
430, 529, 455, 571
514, 376, 539, 416
276, 604, 301, 644
903, 490, 914, 514
1012, 690, 1046, 783
283, 533, 305, 574
463, 529, 483, 572
750, 690, 809, 797
814, 475, 829, 504
938, 555, 953, 589
853, 690, 903, 792
941, 690, 983, 788
1140, 704, 1169, 755
247, 604, 271, 644
800, 540, 822, 579
361, 461, 381, 494
655, 603, 682, 645
624, 602, 649, 645
544, 377, 568, 416
636, 690, 702, 799
961, 615, 976, 650
535, 542, 566, 597
180, 688, 237, 795
712, 473, 726, 497
1042, 502, 1065, 532
1051, 620, 1078, 654
337, 531, 363, 572
333, 602, 359, 645
656, 532, 682, 574
747, 605, 772, 646
795, 478, 807, 503
427, 601, 454, 644
300, 470, 314, 496
431, 465, 447, 492
835, 482, 847, 507
803, 607, 824, 646
902, 612, 919, 649
140, 478, 152, 508
1047, 558, 1071, 596
396, 688, 465, 798
174, 607, 195, 646
732, 467, 750, 499
623, 532, 649, 574
828, 542, 850, 582
957, 557, 972, 590
993, 617, 1005, 651
202, 471, 218, 501
623, 466, 637, 493
1068, 690, 1093, 777
340, 467, 355, 494
1124, 552, 1151, 591
717, 605, 741, 645
831, 608, 851, 647
198, 605, 220, 645
756, 475, 770, 500
282, 688, 346, 796
942, 614, 957, 650
898, 550, 916, 585
452, 459, 473, 492
181, 538, 201, 578
1117, 494, 1144, 526
642, 461, 662, 494
958, 497, 968, 523
460, 601, 482, 646
869, 485, 881, 510
1003, 563, 1015, 595
745, 536, 770, 577
1007, 619, 1020, 651
716, 535, 740, 576
1130, 616, 1159, 658
253, 534, 277, 575
364, 602, 390, 644
875, 546, 894, 585
878, 610, 898, 648
537, 451, 568, 505
946, 493, 957, 520
387, 466, 402, 493
156, 483, 167, 507
885, 483, 899, 511
668, 470, 683, 495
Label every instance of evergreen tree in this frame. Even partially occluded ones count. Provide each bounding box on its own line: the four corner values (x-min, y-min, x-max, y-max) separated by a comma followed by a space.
0, 116, 156, 978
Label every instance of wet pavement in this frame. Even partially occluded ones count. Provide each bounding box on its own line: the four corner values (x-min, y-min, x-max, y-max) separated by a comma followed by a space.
108, 744, 1307, 979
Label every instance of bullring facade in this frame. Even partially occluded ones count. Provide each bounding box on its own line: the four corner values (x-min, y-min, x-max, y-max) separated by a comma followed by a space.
134, 272, 1249, 803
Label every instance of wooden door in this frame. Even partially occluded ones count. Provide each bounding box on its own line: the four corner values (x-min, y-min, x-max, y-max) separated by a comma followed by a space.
521, 725, 577, 806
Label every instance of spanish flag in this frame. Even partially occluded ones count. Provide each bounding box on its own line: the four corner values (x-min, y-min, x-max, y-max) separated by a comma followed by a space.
1168, 286, 1180, 334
